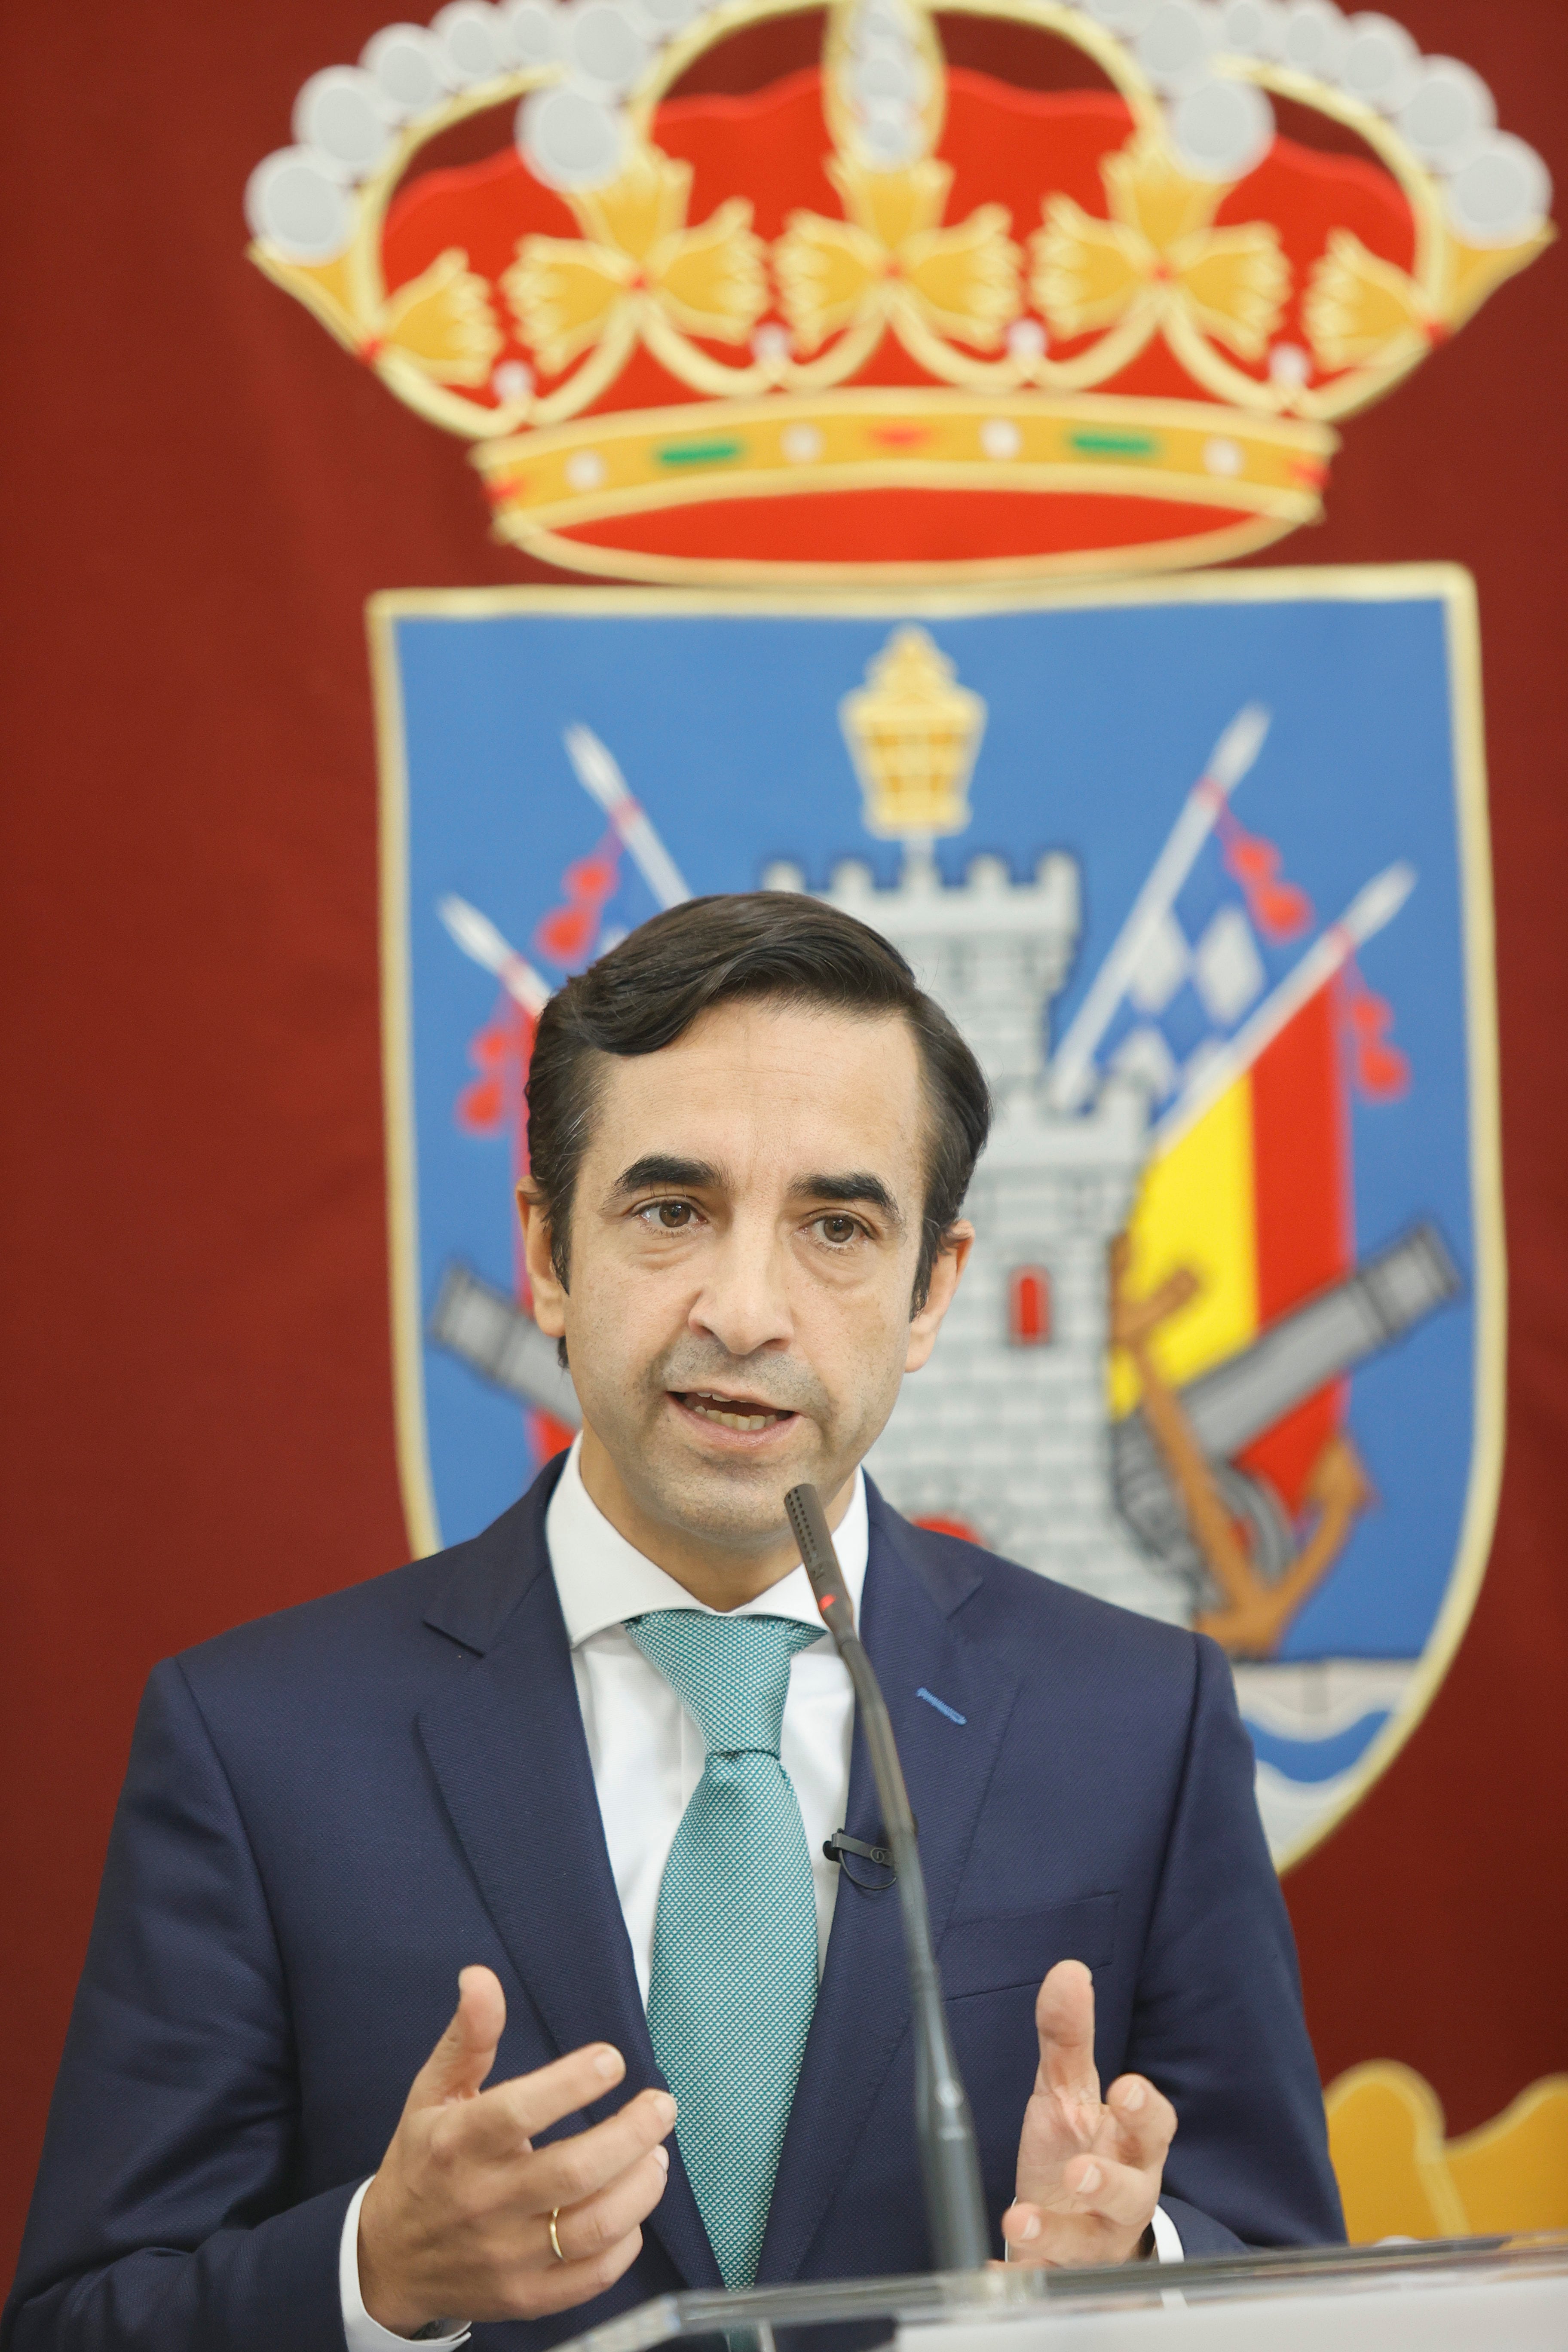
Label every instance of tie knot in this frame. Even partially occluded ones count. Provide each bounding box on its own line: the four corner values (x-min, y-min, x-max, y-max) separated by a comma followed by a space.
626, 1610, 823, 1758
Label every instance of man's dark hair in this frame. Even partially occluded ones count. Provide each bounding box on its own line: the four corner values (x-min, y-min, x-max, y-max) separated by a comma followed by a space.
526, 892, 990, 1314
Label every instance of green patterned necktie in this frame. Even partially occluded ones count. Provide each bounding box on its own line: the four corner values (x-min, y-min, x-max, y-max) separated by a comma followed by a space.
625, 1609, 824, 2289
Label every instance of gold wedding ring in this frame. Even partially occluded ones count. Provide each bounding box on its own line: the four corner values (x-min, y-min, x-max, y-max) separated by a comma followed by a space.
548, 2208, 566, 2264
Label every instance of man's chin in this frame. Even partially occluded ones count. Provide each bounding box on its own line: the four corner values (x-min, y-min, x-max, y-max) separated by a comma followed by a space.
643, 1415, 836, 1544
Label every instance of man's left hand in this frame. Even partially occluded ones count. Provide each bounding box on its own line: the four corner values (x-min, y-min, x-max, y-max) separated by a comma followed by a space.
1002, 1958, 1176, 2267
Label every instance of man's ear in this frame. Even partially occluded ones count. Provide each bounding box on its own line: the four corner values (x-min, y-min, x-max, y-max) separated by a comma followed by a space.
906, 1221, 974, 1374
517, 1185, 567, 1338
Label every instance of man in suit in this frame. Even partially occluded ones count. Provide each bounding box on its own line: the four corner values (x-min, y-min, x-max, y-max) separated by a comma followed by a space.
6, 894, 1343, 2352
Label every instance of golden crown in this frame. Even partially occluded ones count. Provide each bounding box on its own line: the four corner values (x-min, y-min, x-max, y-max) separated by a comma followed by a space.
841, 626, 986, 837
248, 0, 1553, 584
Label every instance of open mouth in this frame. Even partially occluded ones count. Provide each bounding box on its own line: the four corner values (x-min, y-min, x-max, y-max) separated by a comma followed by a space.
672, 1389, 798, 1434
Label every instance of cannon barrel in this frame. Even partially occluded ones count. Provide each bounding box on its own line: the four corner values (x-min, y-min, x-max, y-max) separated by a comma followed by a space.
1176, 1220, 1462, 1462
428, 1261, 583, 1428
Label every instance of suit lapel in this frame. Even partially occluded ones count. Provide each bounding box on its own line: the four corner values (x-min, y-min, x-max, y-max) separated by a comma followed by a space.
416, 1472, 721, 2288
757, 1491, 1023, 2282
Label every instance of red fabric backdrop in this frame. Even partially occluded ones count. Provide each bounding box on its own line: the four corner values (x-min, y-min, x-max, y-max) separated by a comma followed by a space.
3, 0, 1565, 2278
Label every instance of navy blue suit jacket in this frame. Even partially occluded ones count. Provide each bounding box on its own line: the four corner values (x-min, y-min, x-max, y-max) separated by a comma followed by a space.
6, 1464, 1343, 2351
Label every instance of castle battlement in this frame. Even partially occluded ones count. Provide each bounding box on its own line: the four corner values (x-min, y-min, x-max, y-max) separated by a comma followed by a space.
984, 1074, 1146, 1176
764, 845, 1081, 1092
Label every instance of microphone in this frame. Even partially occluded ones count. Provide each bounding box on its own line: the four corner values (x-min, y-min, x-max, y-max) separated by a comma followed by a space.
784, 1482, 990, 2272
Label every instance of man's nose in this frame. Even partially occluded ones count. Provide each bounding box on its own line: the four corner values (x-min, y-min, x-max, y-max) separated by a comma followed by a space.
688, 1221, 793, 1358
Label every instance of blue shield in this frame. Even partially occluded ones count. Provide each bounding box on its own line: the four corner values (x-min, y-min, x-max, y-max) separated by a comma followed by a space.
371, 568, 1501, 1867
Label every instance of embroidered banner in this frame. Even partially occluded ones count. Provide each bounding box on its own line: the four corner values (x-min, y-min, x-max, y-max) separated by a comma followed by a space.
6, 0, 1565, 2272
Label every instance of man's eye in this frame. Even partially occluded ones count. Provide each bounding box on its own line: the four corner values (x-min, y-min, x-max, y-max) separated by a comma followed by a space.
815, 1214, 863, 1246
640, 1200, 695, 1230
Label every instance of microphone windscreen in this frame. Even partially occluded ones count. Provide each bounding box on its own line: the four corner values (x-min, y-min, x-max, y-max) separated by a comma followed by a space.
785, 1482, 858, 1640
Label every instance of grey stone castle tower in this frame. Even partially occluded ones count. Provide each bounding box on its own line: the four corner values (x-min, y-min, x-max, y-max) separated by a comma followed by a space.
763, 628, 1184, 1624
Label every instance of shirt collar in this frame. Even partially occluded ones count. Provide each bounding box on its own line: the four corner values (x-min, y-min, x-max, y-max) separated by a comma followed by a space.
545, 1436, 869, 1649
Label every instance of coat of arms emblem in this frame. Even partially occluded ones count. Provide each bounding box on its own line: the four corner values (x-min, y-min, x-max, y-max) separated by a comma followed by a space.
371, 568, 1501, 1870
246, 0, 1532, 1868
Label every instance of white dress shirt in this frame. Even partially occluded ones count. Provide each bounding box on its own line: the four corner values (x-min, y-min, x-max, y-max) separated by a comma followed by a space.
341, 1441, 1176, 2347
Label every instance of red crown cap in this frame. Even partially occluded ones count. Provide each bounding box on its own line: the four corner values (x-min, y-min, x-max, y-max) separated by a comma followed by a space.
248, 0, 1553, 584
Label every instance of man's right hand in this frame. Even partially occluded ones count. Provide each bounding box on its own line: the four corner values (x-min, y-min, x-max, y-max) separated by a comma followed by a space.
358, 1966, 677, 2337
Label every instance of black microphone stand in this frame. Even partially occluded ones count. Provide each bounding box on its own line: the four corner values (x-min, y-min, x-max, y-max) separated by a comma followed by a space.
785, 1482, 991, 2273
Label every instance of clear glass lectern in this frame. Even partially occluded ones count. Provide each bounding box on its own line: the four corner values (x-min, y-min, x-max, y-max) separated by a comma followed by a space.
553, 2233, 1568, 2352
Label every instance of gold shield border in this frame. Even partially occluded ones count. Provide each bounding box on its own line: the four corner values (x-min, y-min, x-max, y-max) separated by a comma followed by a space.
366, 560, 1504, 1874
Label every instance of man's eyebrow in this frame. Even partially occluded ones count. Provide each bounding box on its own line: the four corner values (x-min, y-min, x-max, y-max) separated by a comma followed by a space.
607, 1154, 726, 1200
790, 1171, 905, 1227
